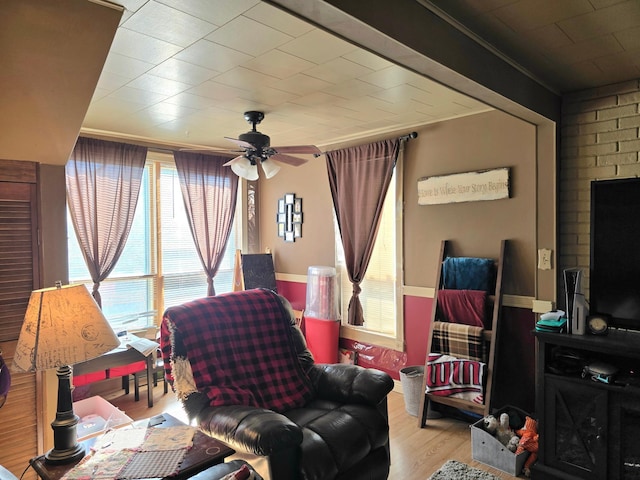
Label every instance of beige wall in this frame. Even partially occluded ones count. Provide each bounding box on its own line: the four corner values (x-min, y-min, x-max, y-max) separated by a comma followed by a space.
260, 109, 538, 295
559, 79, 640, 305
259, 154, 335, 275
404, 110, 537, 295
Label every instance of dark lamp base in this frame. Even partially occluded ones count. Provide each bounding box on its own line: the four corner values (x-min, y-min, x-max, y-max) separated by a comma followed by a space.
44, 444, 85, 464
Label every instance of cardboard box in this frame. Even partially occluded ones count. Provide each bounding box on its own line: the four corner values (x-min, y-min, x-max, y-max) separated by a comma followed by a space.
74, 395, 133, 441
471, 406, 531, 476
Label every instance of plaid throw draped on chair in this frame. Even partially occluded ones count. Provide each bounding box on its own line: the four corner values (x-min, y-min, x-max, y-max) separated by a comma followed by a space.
161, 289, 313, 413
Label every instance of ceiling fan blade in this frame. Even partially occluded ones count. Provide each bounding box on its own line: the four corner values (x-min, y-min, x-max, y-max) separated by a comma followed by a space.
271, 145, 321, 155
225, 137, 254, 150
270, 153, 309, 167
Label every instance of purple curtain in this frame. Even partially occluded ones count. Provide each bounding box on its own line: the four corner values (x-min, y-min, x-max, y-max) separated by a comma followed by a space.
326, 139, 400, 325
66, 137, 147, 306
173, 151, 239, 296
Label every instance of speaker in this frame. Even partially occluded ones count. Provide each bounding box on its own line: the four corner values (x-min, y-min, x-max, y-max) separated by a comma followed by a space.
564, 268, 589, 335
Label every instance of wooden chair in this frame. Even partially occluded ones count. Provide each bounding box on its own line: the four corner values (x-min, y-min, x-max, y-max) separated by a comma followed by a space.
418, 239, 507, 427
293, 308, 304, 331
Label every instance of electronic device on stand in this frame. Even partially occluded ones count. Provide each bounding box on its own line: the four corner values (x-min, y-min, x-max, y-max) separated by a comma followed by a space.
564, 268, 588, 335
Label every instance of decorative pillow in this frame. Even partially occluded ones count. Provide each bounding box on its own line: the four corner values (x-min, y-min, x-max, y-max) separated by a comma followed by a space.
162, 289, 313, 412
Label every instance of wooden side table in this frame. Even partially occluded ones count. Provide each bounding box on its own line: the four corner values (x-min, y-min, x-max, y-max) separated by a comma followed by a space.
29, 414, 234, 480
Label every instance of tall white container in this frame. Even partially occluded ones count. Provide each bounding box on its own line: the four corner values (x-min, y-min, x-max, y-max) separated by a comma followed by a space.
305, 266, 337, 320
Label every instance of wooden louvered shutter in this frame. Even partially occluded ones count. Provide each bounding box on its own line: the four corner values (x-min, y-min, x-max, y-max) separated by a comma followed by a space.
0, 160, 40, 480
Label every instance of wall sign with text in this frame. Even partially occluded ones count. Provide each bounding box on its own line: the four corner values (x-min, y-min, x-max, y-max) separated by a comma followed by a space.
418, 167, 510, 205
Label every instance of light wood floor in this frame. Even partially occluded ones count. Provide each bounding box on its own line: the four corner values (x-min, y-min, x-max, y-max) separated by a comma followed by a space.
104, 382, 520, 479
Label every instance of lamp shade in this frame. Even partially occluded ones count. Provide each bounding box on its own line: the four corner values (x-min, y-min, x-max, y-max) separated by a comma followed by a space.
230, 156, 259, 181
12, 283, 120, 373
260, 159, 281, 179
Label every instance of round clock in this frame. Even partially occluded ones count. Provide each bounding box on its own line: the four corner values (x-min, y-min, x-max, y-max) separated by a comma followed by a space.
587, 314, 610, 335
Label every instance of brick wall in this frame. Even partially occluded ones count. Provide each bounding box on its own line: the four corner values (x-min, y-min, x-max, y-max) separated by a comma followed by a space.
559, 79, 640, 303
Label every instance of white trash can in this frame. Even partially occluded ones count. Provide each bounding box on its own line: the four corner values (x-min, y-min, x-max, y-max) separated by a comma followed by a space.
399, 366, 441, 418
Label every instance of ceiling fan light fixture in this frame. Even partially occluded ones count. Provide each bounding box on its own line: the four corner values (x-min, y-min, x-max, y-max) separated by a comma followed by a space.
230, 156, 259, 181
261, 159, 281, 179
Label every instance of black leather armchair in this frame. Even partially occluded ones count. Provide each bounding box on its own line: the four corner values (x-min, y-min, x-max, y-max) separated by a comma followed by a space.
161, 289, 393, 480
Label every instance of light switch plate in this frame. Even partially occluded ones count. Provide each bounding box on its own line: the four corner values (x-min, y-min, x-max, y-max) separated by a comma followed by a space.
538, 248, 552, 270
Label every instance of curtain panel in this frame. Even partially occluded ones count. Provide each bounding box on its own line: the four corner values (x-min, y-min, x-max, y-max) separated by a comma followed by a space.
326, 139, 400, 326
66, 137, 147, 306
173, 151, 239, 296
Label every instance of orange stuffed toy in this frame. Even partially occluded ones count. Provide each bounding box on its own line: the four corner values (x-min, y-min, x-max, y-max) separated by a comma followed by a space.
515, 416, 539, 477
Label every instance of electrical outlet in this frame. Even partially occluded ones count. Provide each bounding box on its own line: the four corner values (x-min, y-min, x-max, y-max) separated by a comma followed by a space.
538, 248, 552, 270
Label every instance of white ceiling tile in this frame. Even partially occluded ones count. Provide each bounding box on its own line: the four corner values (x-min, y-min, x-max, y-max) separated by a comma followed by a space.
110, 28, 183, 64
162, 92, 220, 109
149, 58, 218, 85
558, 1, 640, 42
212, 67, 281, 91
175, 39, 253, 72
118, 0, 147, 16
95, 71, 133, 93
244, 2, 315, 37
242, 49, 316, 79
126, 109, 179, 127
186, 80, 250, 101
157, 0, 260, 27
342, 49, 394, 71
84, 97, 148, 124
304, 57, 373, 84
553, 35, 623, 64
103, 52, 154, 79
270, 73, 333, 96
493, 0, 594, 32
144, 102, 199, 120
79, 1, 495, 152
289, 91, 345, 107
127, 74, 193, 96
205, 16, 293, 56
123, 1, 216, 47
237, 85, 299, 106
107, 86, 169, 106
279, 29, 358, 65
615, 25, 640, 50
322, 79, 383, 100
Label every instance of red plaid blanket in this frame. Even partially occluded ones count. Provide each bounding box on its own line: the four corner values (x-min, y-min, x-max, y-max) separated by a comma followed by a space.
161, 289, 313, 412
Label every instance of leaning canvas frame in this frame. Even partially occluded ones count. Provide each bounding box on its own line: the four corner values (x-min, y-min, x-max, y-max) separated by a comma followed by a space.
418, 167, 510, 205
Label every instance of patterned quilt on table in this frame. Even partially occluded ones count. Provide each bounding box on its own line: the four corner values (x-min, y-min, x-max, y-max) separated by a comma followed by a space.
426, 353, 485, 404
161, 288, 313, 413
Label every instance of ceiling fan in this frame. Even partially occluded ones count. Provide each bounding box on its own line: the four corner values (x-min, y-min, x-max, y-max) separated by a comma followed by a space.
209, 111, 321, 180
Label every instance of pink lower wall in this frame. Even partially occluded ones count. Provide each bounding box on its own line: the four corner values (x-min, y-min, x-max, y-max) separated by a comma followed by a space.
278, 279, 537, 413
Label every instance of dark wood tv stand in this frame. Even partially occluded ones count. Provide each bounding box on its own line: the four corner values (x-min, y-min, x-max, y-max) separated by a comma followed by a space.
533, 329, 640, 480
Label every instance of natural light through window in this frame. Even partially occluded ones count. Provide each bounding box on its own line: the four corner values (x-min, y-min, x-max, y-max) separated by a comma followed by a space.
335, 167, 402, 348
67, 154, 240, 331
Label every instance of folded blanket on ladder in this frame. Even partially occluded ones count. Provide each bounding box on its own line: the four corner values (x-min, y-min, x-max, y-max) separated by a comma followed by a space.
430, 321, 485, 362
426, 353, 485, 404
437, 289, 487, 328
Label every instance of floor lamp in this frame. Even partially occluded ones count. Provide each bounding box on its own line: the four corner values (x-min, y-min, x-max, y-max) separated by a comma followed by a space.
11, 282, 119, 464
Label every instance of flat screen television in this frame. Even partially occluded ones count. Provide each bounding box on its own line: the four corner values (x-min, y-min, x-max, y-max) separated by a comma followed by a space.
590, 177, 640, 331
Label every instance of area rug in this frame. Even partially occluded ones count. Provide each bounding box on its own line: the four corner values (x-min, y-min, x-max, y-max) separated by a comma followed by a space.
428, 460, 501, 480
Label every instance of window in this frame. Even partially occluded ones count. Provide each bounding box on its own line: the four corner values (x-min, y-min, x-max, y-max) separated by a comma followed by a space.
67, 153, 241, 331
335, 161, 404, 350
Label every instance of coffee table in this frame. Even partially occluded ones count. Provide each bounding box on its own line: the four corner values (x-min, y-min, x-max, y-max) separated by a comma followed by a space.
29, 413, 235, 480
